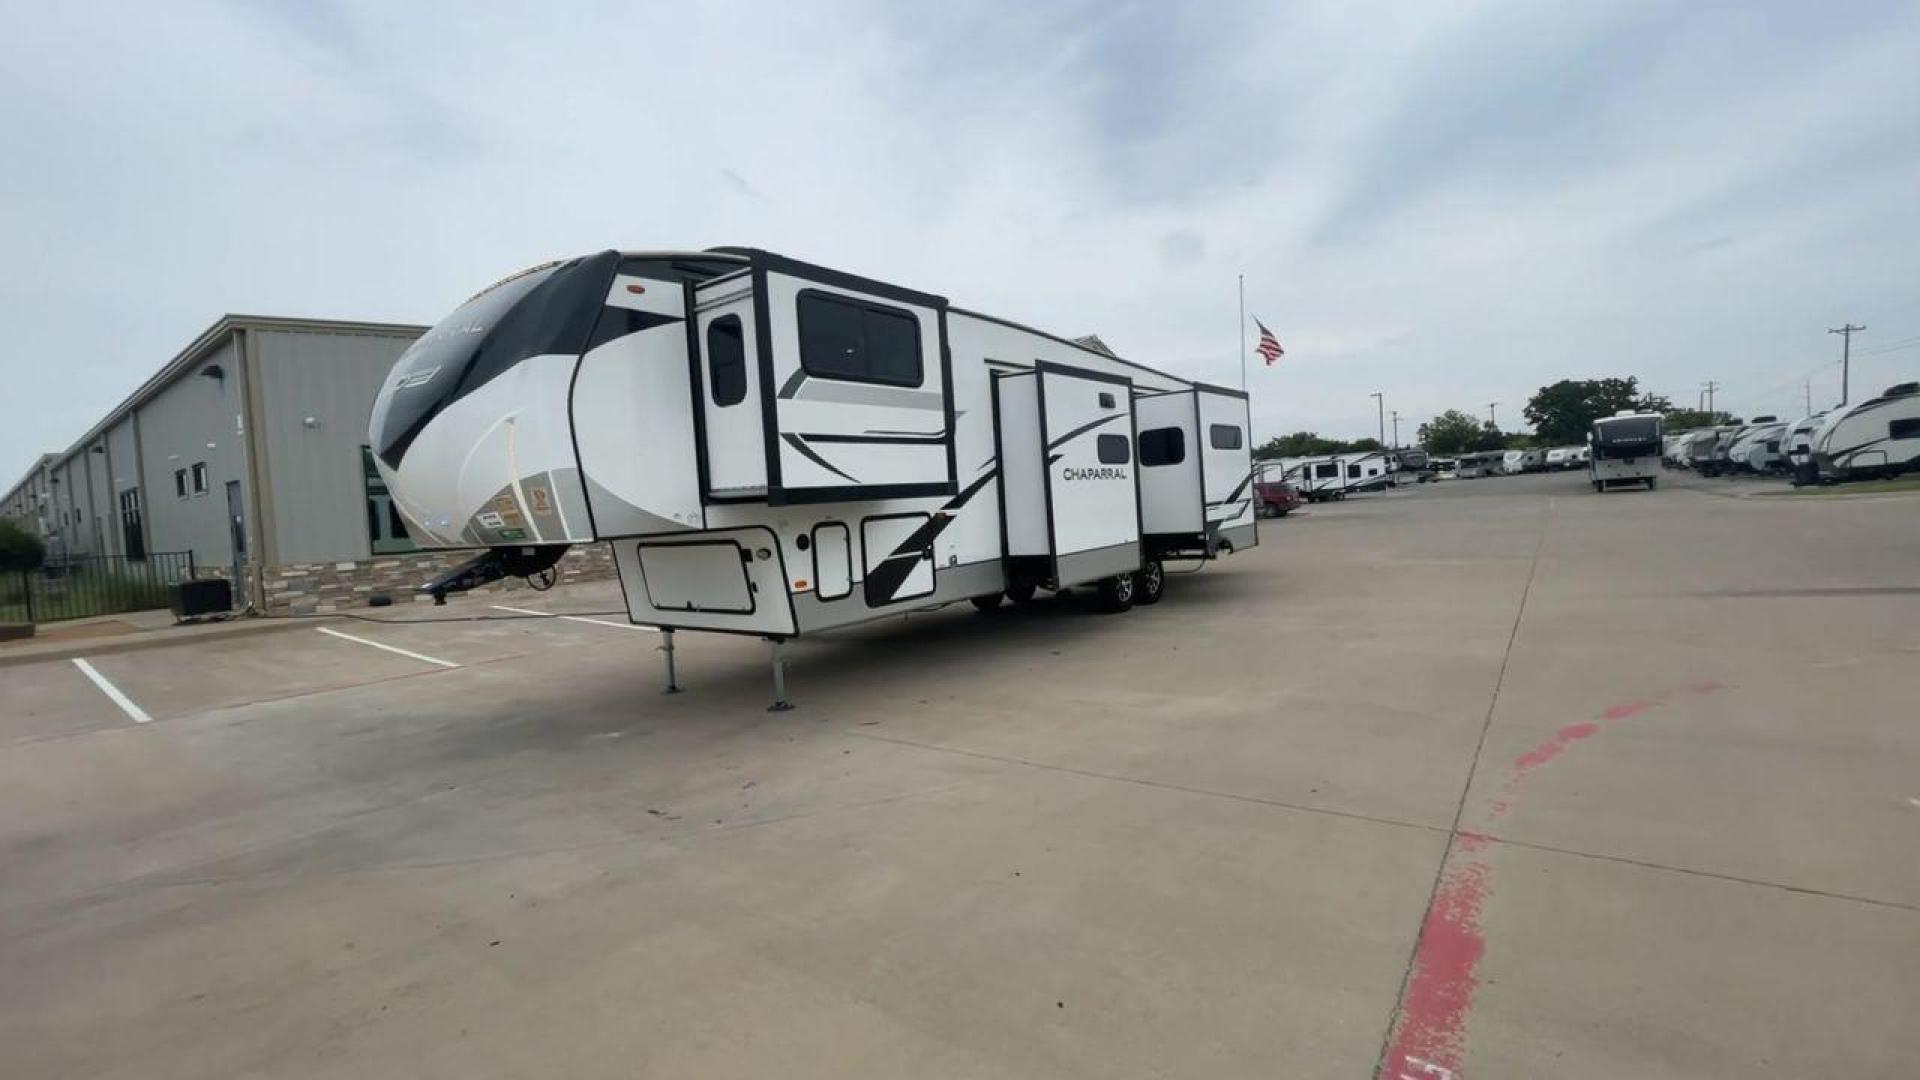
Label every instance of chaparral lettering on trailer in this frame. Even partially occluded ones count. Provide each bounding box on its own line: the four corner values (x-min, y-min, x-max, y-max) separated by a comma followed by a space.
1061, 467, 1128, 481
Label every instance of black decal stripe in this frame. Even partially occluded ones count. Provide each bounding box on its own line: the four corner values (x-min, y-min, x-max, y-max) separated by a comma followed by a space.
865, 466, 1001, 602
585, 306, 681, 352
780, 433, 857, 482
947, 468, 997, 511
776, 369, 809, 399
1046, 412, 1125, 450
798, 432, 947, 445
1219, 470, 1255, 503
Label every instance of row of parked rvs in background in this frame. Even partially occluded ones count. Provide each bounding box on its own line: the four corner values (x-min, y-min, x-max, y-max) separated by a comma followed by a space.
1662, 381, 1920, 485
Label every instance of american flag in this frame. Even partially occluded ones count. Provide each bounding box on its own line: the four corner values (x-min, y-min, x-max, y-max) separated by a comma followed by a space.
1254, 317, 1285, 365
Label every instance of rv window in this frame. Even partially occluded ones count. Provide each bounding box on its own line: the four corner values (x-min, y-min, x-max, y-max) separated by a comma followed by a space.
1138, 427, 1185, 466
1209, 424, 1243, 450
1314, 462, 1338, 478
707, 315, 747, 407
1347, 463, 1361, 478
191, 463, 209, 494
1891, 418, 1920, 439
796, 291, 923, 387
1096, 433, 1130, 465
174, 469, 187, 498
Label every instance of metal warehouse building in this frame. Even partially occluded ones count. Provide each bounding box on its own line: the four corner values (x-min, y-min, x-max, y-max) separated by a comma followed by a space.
2, 315, 610, 615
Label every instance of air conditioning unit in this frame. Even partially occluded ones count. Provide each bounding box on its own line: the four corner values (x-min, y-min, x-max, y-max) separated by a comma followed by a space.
170, 578, 232, 620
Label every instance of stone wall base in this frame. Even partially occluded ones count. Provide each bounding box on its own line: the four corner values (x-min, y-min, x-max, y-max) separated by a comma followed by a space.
260, 543, 617, 615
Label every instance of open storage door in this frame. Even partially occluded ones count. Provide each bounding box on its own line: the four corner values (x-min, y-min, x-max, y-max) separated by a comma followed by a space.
750, 252, 956, 505
1196, 385, 1257, 551
1038, 362, 1142, 587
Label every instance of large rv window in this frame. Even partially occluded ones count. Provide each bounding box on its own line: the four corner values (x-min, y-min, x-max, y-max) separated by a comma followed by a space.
1138, 427, 1185, 466
1348, 463, 1361, 478
707, 315, 747, 407
1314, 462, 1338, 478
1096, 434, 1130, 465
1209, 424, 1243, 450
796, 291, 923, 387
1890, 418, 1920, 439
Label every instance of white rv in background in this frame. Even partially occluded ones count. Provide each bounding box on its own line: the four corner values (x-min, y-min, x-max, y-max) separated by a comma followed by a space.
1783, 411, 1831, 483
1809, 382, 1920, 482
369, 248, 1255, 702
1725, 421, 1789, 473
1589, 412, 1664, 491
1455, 450, 1503, 478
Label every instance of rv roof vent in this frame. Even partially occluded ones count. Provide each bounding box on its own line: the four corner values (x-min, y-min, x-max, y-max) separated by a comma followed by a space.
1614, 408, 1636, 417
1751, 414, 1777, 423
1882, 381, 1919, 397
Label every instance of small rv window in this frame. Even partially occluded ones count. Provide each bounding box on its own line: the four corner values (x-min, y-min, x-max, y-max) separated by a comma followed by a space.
707, 315, 747, 407
1096, 433, 1130, 465
1209, 424, 1243, 450
1890, 418, 1920, 439
1139, 427, 1185, 467
796, 291, 923, 387
1347, 463, 1361, 478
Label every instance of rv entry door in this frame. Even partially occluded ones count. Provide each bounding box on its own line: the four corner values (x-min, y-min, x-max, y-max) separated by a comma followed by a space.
694, 278, 766, 499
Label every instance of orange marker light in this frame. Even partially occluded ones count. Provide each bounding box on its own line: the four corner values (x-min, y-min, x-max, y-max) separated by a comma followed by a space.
793, 579, 809, 591
626, 283, 646, 294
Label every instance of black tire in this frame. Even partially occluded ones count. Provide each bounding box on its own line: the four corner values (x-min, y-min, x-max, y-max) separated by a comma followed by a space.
1005, 581, 1037, 604
1096, 574, 1135, 613
969, 594, 1003, 612
1132, 560, 1165, 606
1647, 477, 1658, 490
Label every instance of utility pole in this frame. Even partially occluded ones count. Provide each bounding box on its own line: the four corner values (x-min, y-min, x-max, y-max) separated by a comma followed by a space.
1390, 409, 1401, 449
1370, 392, 1385, 447
1487, 402, 1499, 428
1828, 323, 1864, 406
1702, 380, 1719, 417
1804, 380, 1813, 416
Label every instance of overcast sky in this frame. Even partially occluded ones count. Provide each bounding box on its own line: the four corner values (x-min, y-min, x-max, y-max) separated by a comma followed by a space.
5, 0, 1919, 474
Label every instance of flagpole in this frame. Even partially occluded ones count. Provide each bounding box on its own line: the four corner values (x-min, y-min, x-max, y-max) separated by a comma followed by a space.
1238, 273, 1246, 391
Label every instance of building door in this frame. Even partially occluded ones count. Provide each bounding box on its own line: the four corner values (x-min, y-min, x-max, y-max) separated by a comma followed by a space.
118, 488, 146, 561
226, 481, 246, 589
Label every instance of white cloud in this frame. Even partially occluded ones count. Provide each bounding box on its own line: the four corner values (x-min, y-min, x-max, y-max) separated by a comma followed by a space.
4, 0, 1918, 474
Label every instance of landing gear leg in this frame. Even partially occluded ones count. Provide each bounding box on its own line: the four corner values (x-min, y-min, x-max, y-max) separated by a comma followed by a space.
767, 638, 794, 712
660, 628, 682, 694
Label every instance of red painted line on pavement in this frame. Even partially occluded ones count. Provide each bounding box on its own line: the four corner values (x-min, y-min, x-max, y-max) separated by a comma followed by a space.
1381, 680, 1730, 1076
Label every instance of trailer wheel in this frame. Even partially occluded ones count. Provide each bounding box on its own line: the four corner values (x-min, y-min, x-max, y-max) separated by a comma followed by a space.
1647, 477, 1658, 490
1096, 574, 1135, 613
969, 594, 1004, 612
1132, 560, 1165, 606
1005, 582, 1037, 605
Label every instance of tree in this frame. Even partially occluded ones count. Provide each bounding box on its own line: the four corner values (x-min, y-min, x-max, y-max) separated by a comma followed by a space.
1348, 437, 1383, 452
1523, 377, 1668, 444
1663, 408, 1734, 429
1255, 431, 1356, 459
1418, 410, 1488, 455
0, 518, 44, 573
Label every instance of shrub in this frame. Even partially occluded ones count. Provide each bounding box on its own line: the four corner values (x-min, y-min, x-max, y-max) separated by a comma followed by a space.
0, 518, 44, 573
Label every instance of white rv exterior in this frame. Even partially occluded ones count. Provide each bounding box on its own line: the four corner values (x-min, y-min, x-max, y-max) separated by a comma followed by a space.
1455, 450, 1503, 478
1783, 412, 1830, 482
1274, 455, 1348, 500
1588, 412, 1664, 491
368, 248, 1256, 646
1726, 422, 1788, 473
1809, 382, 1920, 482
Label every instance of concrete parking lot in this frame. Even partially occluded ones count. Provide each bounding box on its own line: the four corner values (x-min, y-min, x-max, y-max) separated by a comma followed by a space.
3, 470, 1917, 1078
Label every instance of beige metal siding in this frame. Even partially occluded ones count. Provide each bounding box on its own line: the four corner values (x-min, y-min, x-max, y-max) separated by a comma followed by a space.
135, 338, 249, 569
252, 327, 422, 565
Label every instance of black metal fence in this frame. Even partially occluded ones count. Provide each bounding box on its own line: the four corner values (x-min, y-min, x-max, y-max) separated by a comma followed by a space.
2, 551, 197, 624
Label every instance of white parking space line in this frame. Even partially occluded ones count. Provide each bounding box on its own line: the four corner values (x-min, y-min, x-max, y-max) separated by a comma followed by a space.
71, 658, 154, 725
315, 626, 461, 668
492, 605, 659, 632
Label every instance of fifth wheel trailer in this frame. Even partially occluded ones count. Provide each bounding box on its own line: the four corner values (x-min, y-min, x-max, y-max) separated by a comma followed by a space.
368, 248, 1256, 701
1809, 382, 1920, 482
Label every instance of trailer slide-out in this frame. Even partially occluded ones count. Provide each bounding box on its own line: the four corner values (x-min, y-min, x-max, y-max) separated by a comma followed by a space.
369, 248, 1256, 703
